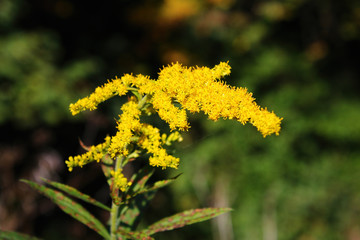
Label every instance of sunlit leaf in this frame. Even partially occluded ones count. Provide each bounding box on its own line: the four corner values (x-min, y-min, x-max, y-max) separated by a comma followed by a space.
141, 208, 232, 235
117, 227, 154, 240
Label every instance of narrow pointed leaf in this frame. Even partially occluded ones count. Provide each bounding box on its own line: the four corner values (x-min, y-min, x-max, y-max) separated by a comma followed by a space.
21, 179, 110, 240
119, 191, 156, 231
116, 227, 154, 240
128, 166, 155, 194
137, 173, 181, 196
118, 166, 156, 231
40, 178, 110, 211
0, 230, 42, 240
121, 166, 155, 203
142, 207, 232, 235
79, 138, 91, 151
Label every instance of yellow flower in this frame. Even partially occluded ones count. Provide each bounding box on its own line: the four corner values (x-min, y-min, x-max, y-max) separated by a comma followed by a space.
249, 107, 282, 137
67, 61, 282, 172
151, 90, 189, 131
65, 136, 111, 171
129, 74, 154, 95
138, 124, 180, 169
149, 148, 179, 169
110, 169, 131, 192
156, 62, 282, 137
108, 101, 142, 158
69, 61, 281, 137
69, 74, 135, 115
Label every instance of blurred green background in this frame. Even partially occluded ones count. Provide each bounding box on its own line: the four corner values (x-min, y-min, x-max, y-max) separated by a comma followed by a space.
1, 0, 360, 239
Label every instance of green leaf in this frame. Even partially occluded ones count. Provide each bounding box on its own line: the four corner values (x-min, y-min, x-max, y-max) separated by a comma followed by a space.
137, 173, 181, 196
21, 179, 110, 240
40, 178, 111, 211
128, 166, 155, 194
119, 191, 156, 231
141, 208, 232, 236
120, 166, 155, 204
116, 227, 154, 240
118, 169, 180, 231
117, 166, 156, 231
0, 230, 42, 240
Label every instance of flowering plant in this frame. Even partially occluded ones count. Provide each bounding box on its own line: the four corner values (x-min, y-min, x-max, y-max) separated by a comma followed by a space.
0, 62, 281, 240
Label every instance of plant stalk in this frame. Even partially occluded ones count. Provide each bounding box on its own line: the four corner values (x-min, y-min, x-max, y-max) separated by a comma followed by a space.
110, 156, 124, 240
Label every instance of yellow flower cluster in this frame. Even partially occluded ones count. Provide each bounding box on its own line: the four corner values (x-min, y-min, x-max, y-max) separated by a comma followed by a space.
67, 100, 181, 173
69, 74, 136, 115
151, 90, 189, 130
65, 136, 111, 172
153, 62, 282, 137
108, 101, 142, 158
67, 61, 282, 174
138, 124, 180, 169
110, 169, 131, 192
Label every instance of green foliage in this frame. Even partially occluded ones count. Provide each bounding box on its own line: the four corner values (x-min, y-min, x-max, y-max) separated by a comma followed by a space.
141, 208, 232, 236
0, 0, 98, 127
0, 230, 42, 240
15, 173, 230, 240
118, 166, 157, 231
0, 30, 98, 126
117, 208, 232, 240
136, 173, 182, 197
40, 178, 111, 211
20, 179, 111, 240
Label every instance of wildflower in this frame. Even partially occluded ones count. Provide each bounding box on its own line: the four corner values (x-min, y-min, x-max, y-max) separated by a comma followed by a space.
69, 74, 136, 115
65, 136, 111, 171
149, 148, 179, 169
138, 124, 180, 169
67, 61, 282, 172
155, 62, 282, 137
110, 169, 131, 192
150, 90, 189, 130
108, 101, 142, 158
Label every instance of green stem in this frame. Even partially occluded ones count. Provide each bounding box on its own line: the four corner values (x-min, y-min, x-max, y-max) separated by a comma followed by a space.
110, 156, 124, 240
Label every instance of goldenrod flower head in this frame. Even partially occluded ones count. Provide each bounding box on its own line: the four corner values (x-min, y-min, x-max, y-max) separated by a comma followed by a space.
151, 90, 189, 130
69, 74, 135, 115
65, 136, 111, 172
149, 148, 179, 169
110, 169, 131, 192
108, 101, 142, 158
69, 61, 281, 137
67, 61, 282, 172
156, 62, 282, 137
138, 124, 180, 169
138, 124, 162, 153
129, 74, 154, 95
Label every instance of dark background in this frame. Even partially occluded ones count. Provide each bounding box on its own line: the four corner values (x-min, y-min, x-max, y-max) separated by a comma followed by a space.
1, 0, 360, 239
